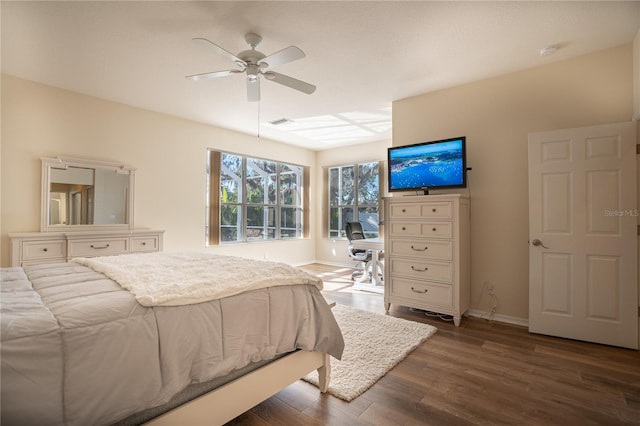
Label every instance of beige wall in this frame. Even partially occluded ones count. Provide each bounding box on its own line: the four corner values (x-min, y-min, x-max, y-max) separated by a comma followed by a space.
314, 140, 391, 266
635, 28, 640, 120
0, 75, 317, 266
636, 29, 640, 323
393, 44, 634, 321
1, 44, 636, 322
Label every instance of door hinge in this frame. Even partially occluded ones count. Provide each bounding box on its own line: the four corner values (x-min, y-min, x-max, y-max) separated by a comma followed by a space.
637, 144, 640, 155
638, 225, 640, 236
638, 306, 640, 318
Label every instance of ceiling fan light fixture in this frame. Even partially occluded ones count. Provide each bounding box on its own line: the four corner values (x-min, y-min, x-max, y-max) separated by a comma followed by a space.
246, 63, 260, 81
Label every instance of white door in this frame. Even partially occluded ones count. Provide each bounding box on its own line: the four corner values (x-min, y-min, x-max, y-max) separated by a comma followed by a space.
528, 122, 638, 349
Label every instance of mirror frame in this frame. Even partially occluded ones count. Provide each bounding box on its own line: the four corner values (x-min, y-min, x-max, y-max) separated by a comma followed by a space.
41, 156, 136, 232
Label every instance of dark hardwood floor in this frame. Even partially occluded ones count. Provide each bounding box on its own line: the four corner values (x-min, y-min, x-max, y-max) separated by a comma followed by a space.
226, 263, 640, 425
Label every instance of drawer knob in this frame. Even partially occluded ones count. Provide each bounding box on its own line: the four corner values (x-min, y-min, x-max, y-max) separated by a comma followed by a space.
411, 266, 429, 272
402, 226, 406, 231
90, 244, 110, 249
432, 208, 436, 212
411, 287, 428, 294
432, 227, 437, 232
411, 245, 428, 252
43, 248, 48, 252
142, 242, 147, 246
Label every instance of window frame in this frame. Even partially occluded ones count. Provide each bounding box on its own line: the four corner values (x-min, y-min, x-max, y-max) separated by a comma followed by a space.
328, 161, 382, 239
207, 150, 309, 245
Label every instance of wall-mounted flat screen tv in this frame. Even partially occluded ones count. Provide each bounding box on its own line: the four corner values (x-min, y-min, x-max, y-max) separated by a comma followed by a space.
388, 136, 467, 194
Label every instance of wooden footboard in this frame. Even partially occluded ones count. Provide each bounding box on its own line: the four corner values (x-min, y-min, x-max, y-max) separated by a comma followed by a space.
145, 350, 330, 425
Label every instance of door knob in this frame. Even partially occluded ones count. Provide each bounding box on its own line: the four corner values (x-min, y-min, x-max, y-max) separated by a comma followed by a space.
531, 239, 549, 249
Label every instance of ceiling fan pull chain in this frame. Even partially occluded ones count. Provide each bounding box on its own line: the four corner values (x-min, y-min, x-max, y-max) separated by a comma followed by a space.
257, 99, 261, 142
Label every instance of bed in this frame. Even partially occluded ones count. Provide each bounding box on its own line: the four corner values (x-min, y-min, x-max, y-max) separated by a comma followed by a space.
1, 252, 344, 425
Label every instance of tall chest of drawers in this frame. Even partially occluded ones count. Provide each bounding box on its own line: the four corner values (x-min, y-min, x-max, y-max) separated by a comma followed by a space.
383, 194, 470, 326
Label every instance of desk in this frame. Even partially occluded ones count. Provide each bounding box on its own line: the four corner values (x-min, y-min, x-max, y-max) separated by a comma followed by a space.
350, 237, 384, 294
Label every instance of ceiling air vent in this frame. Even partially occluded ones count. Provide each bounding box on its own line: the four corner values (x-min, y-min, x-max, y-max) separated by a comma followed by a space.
268, 118, 293, 126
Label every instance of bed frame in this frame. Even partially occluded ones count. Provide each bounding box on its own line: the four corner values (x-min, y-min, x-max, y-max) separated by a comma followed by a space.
146, 350, 330, 425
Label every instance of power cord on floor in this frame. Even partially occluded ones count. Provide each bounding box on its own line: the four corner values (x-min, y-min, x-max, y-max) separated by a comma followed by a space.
487, 292, 498, 321
409, 307, 454, 322
477, 281, 498, 322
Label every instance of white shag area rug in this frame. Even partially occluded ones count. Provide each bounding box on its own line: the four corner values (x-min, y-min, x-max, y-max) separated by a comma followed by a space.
303, 304, 437, 401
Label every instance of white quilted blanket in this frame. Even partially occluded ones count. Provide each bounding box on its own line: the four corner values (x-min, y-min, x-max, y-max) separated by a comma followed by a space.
73, 251, 323, 306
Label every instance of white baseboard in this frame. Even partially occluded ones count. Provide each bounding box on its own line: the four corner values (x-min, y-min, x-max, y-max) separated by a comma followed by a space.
295, 260, 356, 269
301, 262, 530, 328
466, 309, 529, 327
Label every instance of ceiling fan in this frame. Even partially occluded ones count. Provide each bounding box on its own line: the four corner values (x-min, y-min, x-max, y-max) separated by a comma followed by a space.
186, 32, 316, 102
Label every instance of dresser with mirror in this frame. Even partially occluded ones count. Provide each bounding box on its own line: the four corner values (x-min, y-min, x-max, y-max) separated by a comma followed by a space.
9, 157, 164, 267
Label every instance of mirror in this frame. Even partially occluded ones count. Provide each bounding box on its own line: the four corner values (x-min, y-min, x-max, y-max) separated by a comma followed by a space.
41, 157, 135, 231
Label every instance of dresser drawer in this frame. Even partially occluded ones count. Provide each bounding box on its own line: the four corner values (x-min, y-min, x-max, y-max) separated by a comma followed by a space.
22, 240, 67, 261
389, 278, 453, 307
130, 236, 160, 252
389, 258, 453, 283
389, 239, 453, 261
389, 222, 452, 239
68, 238, 128, 257
388, 201, 452, 219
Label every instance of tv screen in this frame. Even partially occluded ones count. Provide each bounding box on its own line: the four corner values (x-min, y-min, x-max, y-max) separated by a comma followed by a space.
388, 136, 467, 193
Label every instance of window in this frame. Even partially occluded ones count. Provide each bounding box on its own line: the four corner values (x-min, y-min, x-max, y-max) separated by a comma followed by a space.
206, 150, 309, 245
329, 161, 381, 238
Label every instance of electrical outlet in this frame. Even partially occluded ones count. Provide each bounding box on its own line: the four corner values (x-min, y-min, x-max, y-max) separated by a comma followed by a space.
485, 281, 494, 296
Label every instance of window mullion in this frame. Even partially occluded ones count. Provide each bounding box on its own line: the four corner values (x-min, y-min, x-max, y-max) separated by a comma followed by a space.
338, 168, 343, 237
275, 165, 281, 240
263, 167, 269, 239
241, 157, 247, 242
354, 163, 359, 224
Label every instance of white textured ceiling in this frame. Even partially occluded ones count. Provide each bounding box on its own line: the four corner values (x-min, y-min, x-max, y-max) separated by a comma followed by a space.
2, 1, 639, 150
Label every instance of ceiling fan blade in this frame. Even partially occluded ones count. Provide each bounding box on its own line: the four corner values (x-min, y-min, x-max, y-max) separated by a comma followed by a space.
192, 37, 245, 65
185, 69, 242, 81
247, 78, 260, 102
260, 46, 305, 69
263, 71, 316, 95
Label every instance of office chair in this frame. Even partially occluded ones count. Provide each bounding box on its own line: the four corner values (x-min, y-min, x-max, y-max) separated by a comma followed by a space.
345, 221, 373, 280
